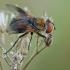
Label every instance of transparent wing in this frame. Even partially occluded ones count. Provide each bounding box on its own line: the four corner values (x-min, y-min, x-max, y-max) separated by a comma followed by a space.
6, 4, 33, 19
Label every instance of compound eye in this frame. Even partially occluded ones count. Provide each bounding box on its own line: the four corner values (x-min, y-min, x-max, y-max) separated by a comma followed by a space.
46, 23, 54, 33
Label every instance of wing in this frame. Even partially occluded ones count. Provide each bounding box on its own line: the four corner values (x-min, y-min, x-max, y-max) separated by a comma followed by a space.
6, 18, 35, 34
6, 4, 33, 19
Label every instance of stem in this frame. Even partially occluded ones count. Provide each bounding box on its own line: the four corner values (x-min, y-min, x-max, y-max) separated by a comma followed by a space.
4, 55, 12, 66
36, 35, 39, 52
8, 34, 14, 43
23, 46, 47, 70
4, 58, 10, 66
38, 39, 44, 48
15, 38, 22, 51
0, 61, 3, 70
0, 46, 12, 66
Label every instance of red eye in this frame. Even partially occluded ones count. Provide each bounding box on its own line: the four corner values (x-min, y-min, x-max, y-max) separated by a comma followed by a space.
46, 23, 54, 33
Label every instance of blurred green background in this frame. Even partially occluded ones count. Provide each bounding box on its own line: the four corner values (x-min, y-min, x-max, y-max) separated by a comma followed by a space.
0, 0, 70, 70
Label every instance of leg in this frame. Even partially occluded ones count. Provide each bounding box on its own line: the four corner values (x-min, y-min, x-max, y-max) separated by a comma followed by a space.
28, 32, 33, 50
36, 32, 46, 38
44, 33, 53, 46
5, 32, 28, 54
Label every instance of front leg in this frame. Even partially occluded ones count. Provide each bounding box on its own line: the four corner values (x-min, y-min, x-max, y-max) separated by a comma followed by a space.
44, 33, 53, 46
36, 32, 46, 38
36, 32, 53, 46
